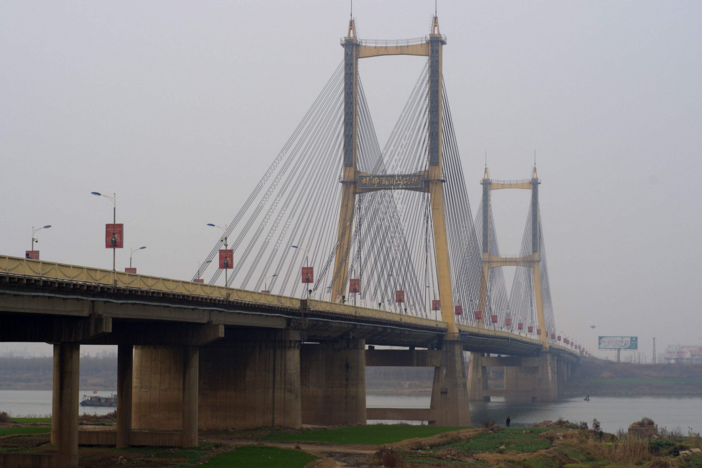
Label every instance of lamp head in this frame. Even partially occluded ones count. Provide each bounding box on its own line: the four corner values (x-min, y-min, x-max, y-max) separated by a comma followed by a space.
91, 192, 101, 196
207, 223, 215, 227
139, 246, 146, 250
43, 225, 52, 229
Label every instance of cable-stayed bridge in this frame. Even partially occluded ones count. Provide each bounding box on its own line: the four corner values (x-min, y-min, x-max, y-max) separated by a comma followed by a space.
0, 16, 580, 468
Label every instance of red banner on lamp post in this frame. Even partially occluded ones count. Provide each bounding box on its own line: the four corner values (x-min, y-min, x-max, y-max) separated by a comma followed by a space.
454, 305, 463, 316
474, 311, 482, 320
432, 300, 440, 311
518, 322, 524, 330
194, 279, 204, 284
505, 318, 512, 327
219, 249, 233, 269
301, 267, 313, 284
349, 279, 360, 294
25, 250, 39, 260
528, 326, 534, 333
125, 267, 137, 274
105, 224, 124, 248
395, 290, 405, 303
491, 315, 498, 324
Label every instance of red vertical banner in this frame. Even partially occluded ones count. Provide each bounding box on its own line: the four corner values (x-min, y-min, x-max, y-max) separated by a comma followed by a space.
490, 314, 498, 324
551, 333, 555, 340
25, 250, 40, 260
454, 305, 463, 316
219, 249, 233, 269
125, 267, 137, 274
105, 224, 124, 248
301, 266, 313, 284
517, 322, 524, 330
557, 335, 562, 342
537, 328, 542, 336
194, 279, 204, 284
505, 318, 512, 327
349, 278, 360, 294
395, 290, 405, 303
432, 300, 440, 311
528, 326, 534, 333
474, 310, 482, 320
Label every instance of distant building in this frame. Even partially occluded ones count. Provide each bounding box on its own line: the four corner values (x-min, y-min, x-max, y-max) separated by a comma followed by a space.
665, 345, 702, 363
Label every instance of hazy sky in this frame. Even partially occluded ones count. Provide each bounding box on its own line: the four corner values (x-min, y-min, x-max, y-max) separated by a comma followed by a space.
1, 1, 701, 359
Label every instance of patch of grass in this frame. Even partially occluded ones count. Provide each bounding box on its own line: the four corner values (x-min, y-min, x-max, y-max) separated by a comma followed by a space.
404, 452, 488, 465
689, 454, 702, 467
267, 425, 463, 445
104, 443, 219, 467
201, 446, 316, 468
508, 455, 561, 468
435, 428, 552, 455
0, 427, 51, 437
10, 417, 51, 424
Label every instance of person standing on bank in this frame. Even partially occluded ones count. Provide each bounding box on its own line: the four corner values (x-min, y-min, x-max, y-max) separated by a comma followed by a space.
506, 416, 511, 427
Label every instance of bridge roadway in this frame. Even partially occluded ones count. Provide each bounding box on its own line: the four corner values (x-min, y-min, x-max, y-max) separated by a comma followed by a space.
0, 256, 577, 358
0, 255, 578, 468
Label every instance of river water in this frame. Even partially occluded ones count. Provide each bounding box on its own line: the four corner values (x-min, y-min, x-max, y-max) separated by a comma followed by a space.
367, 394, 702, 433
1, 391, 699, 433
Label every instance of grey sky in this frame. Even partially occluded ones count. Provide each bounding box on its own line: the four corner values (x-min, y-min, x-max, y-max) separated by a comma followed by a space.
1, 1, 701, 359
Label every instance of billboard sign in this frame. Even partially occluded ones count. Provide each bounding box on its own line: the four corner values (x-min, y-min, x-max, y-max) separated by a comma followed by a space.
598, 336, 638, 350
25, 250, 40, 260
105, 224, 124, 248
301, 266, 313, 284
395, 290, 405, 303
219, 249, 233, 269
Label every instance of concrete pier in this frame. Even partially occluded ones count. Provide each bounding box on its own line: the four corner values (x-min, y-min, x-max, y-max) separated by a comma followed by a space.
300, 339, 366, 426
469, 351, 560, 402
132, 329, 302, 434
54, 343, 80, 468
116, 345, 133, 448
429, 341, 471, 426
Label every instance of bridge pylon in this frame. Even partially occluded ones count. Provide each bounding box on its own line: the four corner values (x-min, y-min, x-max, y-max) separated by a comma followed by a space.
330, 16, 460, 337
477, 166, 548, 347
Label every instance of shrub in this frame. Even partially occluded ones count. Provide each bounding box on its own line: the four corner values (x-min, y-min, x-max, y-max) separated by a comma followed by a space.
0, 412, 10, 423
370, 448, 404, 467
585, 438, 652, 465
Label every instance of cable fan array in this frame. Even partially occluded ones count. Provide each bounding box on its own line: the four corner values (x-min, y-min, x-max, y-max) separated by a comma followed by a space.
193, 58, 556, 334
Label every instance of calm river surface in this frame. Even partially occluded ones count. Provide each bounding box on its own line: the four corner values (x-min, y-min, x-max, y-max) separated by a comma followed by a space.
367, 394, 702, 433
1, 391, 700, 433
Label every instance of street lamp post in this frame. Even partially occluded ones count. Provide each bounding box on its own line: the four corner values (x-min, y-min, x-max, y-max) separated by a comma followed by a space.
291, 245, 311, 298
263, 273, 278, 293
30, 225, 52, 254
207, 224, 229, 286
129, 246, 147, 269
91, 192, 117, 271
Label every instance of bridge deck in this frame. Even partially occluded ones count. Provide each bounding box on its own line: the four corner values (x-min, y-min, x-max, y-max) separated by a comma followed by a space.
0, 256, 578, 358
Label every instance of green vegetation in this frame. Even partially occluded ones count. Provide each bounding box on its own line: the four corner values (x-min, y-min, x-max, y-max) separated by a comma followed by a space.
10, 417, 51, 424
0, 427, 50, 437
200, 446, 316, 468
267, 424, 462, 445
434, 428, 552, 455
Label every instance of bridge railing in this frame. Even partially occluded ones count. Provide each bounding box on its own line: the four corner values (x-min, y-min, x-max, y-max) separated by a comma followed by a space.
0, 255, 301, 309
306, 299, 447, 330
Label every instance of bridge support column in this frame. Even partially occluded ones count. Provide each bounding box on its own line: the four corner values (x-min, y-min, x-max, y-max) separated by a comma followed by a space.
536, 352, 558, 401
300, 339, 366, 426
430, 341, 471, 426
501, 353, 558, 402
133, 330, 302, 434
116, 345, 133, 449
182, 346, 198, 447
467, 353, 489, 401
52, 343, 80, 468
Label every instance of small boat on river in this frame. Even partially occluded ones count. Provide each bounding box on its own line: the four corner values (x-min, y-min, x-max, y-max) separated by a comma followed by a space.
80, 393, 117, 407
